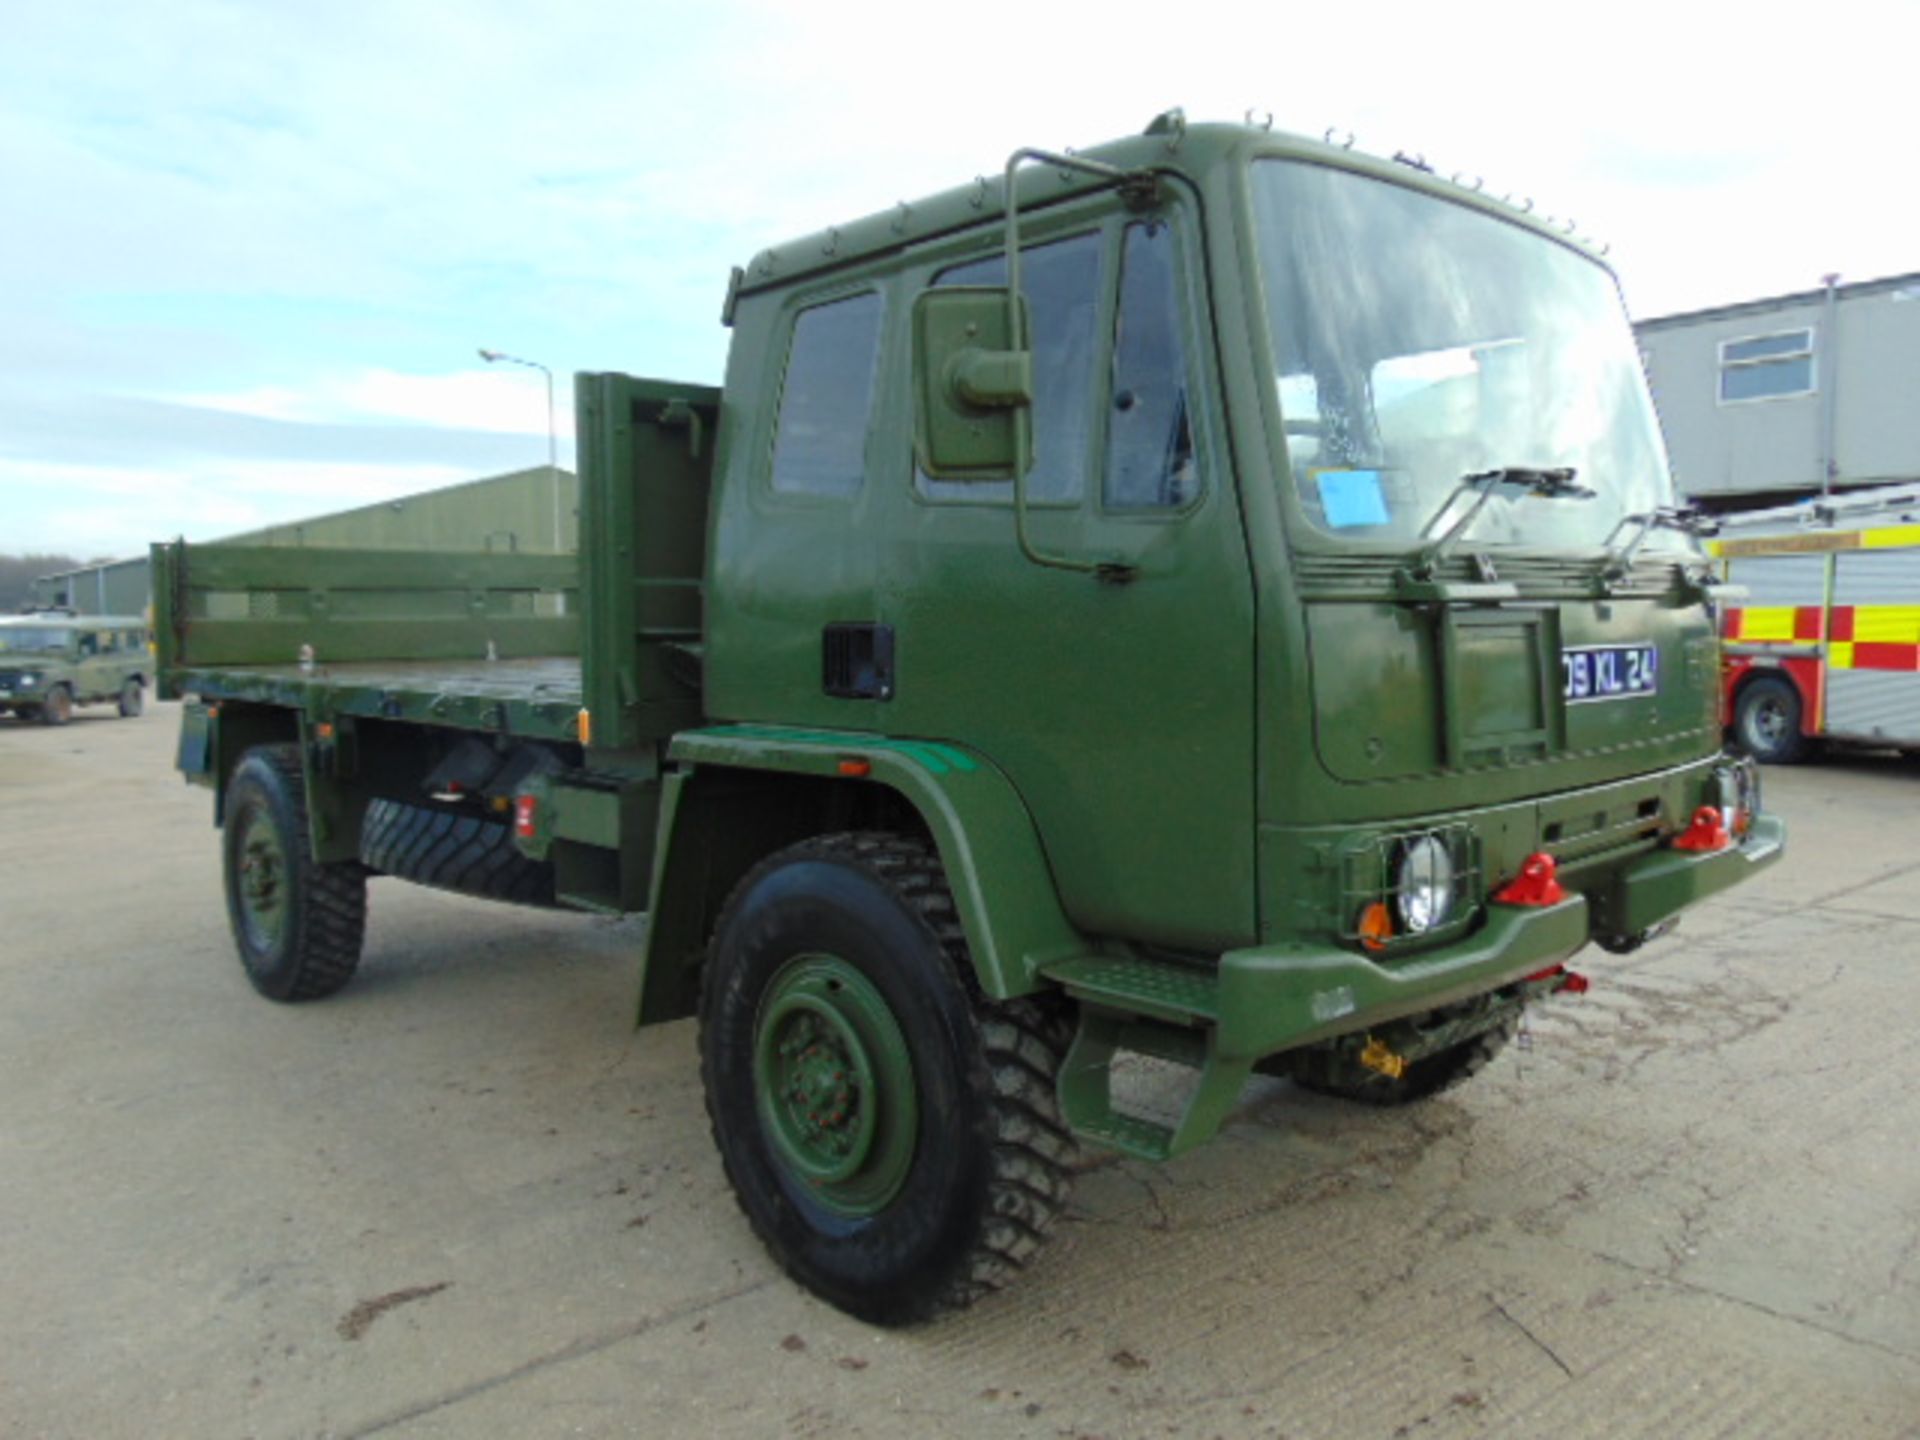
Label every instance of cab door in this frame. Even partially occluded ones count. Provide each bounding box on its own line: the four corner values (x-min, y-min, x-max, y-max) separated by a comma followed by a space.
884, 200, 1258, 953
77, 627, 113, 701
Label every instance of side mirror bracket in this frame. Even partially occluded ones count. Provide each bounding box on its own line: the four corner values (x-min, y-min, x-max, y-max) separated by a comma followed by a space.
909, 145, 1159, 584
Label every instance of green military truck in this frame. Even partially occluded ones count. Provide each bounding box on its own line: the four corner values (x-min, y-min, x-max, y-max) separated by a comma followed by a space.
157, 114, 1783, 1324
1, 611, 150, 724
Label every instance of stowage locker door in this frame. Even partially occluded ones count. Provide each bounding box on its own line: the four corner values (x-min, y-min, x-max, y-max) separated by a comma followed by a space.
1827, 546, 1920, 743
881, 201, 1259, 954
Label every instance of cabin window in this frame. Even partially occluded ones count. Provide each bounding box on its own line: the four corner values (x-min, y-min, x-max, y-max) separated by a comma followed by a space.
770, 291, 884, 497
919, 231, 1104, 504
1105, 221, 1199, 509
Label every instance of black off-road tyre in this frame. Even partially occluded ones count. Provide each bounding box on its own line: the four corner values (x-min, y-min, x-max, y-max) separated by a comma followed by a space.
223, 744, 366, 1002
1733, 674, 1811, 764
40, 686, 73, 726
1288, 1012, 1520, 1106
118, 679, 144, 717
700, 832, 1078, 1326
359, 798, 557, 906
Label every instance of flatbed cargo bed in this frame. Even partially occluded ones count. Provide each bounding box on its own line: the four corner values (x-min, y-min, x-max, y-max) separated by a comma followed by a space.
177, 656, 585, 742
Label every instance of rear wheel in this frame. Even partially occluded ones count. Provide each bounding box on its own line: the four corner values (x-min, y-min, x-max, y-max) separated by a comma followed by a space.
118, 679, 144, 717
1734, 675, 1810, 764
223, 745, 366, 1001
40, 686, 72, 726
700, 833, 1076, 1325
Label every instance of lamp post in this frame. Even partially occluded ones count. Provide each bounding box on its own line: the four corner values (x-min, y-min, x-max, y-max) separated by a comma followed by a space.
477, 348, 563, 552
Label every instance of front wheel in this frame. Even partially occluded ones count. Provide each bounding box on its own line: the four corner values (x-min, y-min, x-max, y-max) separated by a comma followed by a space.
222, 744, 366, 1001
40, 686, 72, 726
700, 833, 1076, 1325
118, 679, 144, 717
1734, 674, 1811, 764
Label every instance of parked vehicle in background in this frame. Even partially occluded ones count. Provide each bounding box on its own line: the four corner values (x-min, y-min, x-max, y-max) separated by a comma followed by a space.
1715, 484, 1920, 762
156, 113, 1783, 1324
0, 611, 150, 724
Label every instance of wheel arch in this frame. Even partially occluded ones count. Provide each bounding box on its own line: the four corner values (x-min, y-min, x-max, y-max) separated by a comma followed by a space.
202, 703, 302, 825
635, 728, 1087, 1028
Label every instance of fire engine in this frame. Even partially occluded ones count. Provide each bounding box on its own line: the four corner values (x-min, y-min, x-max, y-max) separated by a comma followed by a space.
1715, 483, 1920, 761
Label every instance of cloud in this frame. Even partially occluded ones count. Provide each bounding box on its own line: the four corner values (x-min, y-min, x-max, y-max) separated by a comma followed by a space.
185, 368, 575, 441
3, 0, 1915, 556
1, 455, 475, 558
0, 391, 562, 472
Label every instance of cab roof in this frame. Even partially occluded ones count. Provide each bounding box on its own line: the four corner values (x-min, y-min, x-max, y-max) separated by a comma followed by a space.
732, 112, 1608, 303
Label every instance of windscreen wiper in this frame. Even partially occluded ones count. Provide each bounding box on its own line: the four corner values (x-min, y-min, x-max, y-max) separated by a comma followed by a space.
1600, 505, 1718, 579
1409, 467, 1593, 578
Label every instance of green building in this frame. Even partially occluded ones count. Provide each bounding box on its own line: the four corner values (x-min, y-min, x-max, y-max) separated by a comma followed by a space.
32, 466, 577, 616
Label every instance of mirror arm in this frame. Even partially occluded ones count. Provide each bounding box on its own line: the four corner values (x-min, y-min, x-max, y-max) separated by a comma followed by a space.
1001, 147, 1156, 580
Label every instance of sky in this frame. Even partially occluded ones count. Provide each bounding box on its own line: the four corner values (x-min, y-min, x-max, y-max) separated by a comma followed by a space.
2, 0, 1915, 559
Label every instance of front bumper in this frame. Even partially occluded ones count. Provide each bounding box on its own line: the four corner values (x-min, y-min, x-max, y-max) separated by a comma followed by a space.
1217, 811, 1784, 1061
1048, 812, 1784, 1160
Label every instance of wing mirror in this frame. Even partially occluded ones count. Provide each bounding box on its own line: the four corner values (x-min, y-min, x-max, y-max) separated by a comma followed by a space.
910, 285, 1033, 481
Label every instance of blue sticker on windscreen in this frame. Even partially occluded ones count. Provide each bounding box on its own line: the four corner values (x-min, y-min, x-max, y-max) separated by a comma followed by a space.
1317, 469, 1390, 528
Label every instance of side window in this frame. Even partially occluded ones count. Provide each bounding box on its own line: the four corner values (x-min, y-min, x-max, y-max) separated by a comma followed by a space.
78, 632, 99, 657
770, 292, 884, 497
1719, 329, 1814, 403
920, 231, 1103, 503
1106, 221, 1199, 509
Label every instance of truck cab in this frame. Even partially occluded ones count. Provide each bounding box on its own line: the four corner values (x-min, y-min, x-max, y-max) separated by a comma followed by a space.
680, 117, 1775, 999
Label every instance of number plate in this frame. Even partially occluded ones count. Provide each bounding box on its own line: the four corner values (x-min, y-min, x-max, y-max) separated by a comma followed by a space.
1563, 644, 1657, 703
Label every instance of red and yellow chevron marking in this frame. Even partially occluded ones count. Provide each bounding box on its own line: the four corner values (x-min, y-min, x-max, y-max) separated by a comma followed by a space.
1725, 605, 1920, 670
1830, 604, 1920, 670
1721, 606, 1823, 642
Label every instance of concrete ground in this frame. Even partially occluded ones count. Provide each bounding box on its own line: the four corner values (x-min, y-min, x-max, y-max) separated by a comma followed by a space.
2, 699, 1915, 1440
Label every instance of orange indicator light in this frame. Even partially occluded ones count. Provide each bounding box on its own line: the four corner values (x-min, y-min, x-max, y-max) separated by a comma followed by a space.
838, 759, 872, 778
1357, 901, 1394, 951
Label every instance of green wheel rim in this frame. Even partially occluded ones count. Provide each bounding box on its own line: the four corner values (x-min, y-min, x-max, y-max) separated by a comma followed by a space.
753, 953, 918, 1218
234, 804, 288, 953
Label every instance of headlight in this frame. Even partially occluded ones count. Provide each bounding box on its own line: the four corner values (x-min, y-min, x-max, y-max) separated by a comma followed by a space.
18, 673, 37, 687
1395, 834, 1456, 933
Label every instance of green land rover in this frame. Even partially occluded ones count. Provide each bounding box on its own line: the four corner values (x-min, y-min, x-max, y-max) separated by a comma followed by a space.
0, 612, 151, 725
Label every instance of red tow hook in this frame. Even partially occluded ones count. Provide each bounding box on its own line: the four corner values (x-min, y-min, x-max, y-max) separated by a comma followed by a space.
1673, 805, 1731, 852
1525, 962, 1590, 995
1493, 852, 1567, 907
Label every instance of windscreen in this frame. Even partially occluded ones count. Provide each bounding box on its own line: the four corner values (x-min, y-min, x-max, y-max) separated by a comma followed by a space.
1251, 160, 1677, 553
0, 627, 69, 653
